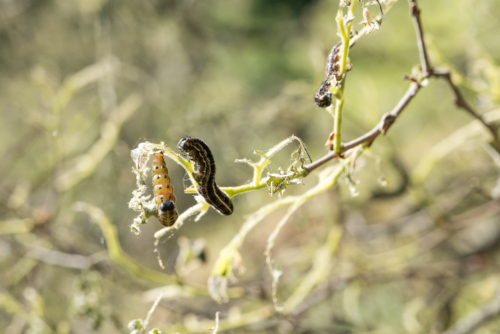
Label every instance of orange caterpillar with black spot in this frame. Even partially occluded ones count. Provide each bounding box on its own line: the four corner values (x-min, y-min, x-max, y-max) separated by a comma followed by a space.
152, 152, 178, 227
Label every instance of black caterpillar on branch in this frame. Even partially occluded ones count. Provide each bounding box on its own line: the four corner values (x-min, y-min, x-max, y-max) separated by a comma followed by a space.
314, 40, 343, 108
177, 137, 234, 215
153, 152, 179, 227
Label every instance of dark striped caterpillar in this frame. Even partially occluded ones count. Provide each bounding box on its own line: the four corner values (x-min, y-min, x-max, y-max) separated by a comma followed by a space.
153, 152, 179, 227
177, 137, 233, 216
314, 40, 343, 108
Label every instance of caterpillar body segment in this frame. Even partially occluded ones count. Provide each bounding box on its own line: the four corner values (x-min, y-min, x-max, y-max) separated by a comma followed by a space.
152, 152, 179, 227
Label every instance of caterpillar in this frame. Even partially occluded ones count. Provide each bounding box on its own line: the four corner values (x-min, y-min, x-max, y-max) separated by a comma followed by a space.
177, 137, 234, 216
314, 40, 343, 108
153, 152, 179, 227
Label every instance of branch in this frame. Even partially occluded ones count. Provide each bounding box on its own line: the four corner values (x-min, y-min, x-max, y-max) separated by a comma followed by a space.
441, 288, 500, 334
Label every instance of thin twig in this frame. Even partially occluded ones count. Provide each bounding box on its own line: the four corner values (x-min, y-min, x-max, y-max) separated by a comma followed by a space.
433, 69, 499, 142
408, 0, 432, 76
143, 292, 163, 330
350, 1, 397, 46
211, 312, 220, 334
441, 288, 500, 334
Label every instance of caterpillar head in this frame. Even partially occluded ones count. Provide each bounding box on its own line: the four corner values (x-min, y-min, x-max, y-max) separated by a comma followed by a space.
314, 92, 332, 108
160, 200, 175, 212
177, 137, 192, 152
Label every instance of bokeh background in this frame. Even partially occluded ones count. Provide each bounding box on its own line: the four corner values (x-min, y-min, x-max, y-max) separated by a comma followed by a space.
1, 0, 500, 333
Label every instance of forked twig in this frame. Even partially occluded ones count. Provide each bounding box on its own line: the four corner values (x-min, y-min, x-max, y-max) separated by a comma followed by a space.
407, 0, 498, 143
303, 82, 421, 175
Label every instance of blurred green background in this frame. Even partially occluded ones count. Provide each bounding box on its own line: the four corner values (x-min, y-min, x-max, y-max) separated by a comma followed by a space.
1, 0, 500, 333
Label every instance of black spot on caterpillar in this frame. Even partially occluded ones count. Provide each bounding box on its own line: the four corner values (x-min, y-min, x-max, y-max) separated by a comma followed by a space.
314, 40, 343, 108
177, 137, 234, 216
153, 152, 179, 227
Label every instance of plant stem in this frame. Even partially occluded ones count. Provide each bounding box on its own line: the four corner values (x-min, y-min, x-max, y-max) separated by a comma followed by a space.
333, 2, 357, 154
333, 97, 345, 154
